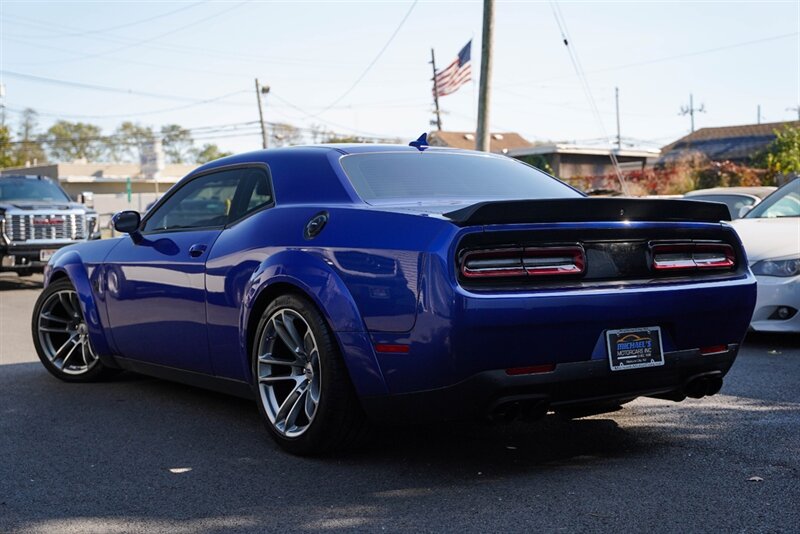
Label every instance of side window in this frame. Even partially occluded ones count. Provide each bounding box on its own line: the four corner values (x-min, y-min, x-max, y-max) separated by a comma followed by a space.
231, 167, 274, 221
143, 170, 240, 233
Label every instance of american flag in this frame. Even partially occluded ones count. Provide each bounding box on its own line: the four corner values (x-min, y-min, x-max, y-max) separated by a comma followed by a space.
433, 40, 472, 97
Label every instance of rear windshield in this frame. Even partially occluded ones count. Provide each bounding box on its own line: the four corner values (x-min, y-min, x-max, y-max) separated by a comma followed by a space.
0, 179, 71, 202
339, 152, 581, 204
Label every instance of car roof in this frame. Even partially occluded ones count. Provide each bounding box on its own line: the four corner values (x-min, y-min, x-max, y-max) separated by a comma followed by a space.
685, 186, 777, 198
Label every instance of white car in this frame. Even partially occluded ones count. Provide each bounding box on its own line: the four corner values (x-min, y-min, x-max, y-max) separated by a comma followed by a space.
731, 179, 800, 333
685, 186, 776, 218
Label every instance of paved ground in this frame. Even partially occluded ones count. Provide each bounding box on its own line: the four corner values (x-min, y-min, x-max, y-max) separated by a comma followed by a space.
1, 273, 798, 533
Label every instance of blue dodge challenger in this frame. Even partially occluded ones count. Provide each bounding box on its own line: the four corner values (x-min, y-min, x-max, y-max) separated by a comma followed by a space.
32, 139, 757, 454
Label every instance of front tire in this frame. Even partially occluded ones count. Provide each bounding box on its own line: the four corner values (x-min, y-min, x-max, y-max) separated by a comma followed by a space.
31, 278, 115, 382
252, 294, 367, 455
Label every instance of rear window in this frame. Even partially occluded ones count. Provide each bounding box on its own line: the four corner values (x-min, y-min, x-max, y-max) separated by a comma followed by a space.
339, 152, 580, 203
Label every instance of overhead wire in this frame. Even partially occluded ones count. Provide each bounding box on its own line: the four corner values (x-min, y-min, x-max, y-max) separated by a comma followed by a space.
549, 1, 628, 195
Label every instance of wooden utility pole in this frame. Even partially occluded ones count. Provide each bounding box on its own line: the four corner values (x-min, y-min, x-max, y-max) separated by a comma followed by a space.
615, 87, 621, 150
430, 49, 443, 131
476, 0, 494, 152
680, 93, 705, 133
255, 78, 269, 149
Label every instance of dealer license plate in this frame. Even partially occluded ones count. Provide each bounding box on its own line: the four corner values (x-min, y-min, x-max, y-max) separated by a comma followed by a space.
39, 249, 57, 262
606, 327, 664, 371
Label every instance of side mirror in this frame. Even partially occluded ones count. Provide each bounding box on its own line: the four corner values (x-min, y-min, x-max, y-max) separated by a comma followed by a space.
78, 191, 94, 208
112, 210, 142, 242
738, 205, 753, 218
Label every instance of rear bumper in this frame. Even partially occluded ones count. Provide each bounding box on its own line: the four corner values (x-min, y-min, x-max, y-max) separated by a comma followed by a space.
362, 345, 738, 423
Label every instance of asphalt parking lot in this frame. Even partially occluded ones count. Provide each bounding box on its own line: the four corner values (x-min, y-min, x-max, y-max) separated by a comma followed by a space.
1, 273, 798, 533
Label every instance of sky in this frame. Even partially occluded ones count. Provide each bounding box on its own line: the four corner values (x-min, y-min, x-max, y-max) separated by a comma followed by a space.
1, 0, 798, 155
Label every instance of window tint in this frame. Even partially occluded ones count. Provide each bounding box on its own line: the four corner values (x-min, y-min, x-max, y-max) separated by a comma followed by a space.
238, 167, 273, 215
340, 152, 580, 203
0, 179, 71, 202
746, 180, 800, 219
143, 170, 240, 232
687, 194, 755, 218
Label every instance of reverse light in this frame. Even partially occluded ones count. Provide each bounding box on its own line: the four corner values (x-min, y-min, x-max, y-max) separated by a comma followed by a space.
650, 242, 735, 271
461, 245, 586, 279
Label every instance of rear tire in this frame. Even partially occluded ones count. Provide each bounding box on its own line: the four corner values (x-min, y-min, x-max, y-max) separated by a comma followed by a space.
31, 278, 116, 382
252, 293, 368, 455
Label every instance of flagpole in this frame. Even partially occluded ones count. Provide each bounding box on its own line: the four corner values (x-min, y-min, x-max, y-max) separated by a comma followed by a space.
430, 48, 443, 131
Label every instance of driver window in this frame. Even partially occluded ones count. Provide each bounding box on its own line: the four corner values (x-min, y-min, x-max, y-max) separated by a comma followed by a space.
143, 170, 240, 233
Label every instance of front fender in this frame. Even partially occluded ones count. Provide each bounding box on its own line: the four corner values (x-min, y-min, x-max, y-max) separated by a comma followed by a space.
242, 249, 388, 396
47, 250, 115, 360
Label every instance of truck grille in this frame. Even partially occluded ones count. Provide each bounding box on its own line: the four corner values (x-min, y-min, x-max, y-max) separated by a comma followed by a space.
8, 213, 87, 241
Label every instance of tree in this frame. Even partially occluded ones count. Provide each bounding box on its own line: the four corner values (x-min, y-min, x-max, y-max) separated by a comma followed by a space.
192, 143, 232, 164
45, 120, 104, 161
161, 124, 193, 163
15, 108, 47, 165
765, 126, 800, 184
0, 125, 18, 168
107, 121, 155, 162
270, 123, 303, 147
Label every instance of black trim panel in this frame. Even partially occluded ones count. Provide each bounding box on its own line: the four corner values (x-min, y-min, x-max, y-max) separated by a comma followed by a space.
444, 198, 731, 226
114, 357, 255, 400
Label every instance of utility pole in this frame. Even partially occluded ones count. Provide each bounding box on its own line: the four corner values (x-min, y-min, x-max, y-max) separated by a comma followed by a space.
679, 93, 705, 133
787, 105, 800, 121
0, 83, 6, 127
254, 78, 270, 149
757, 104, 762, 124
429, 49, 443, 131
614, 86, 621, 150
476, 0, 494, 152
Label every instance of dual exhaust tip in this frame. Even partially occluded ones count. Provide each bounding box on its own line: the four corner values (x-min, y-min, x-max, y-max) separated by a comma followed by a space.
684, 375, 723, 399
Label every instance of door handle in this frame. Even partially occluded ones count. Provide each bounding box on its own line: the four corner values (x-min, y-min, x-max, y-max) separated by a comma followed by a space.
188, 244, 208, 258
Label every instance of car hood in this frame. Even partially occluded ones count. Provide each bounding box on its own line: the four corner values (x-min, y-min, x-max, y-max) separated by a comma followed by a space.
731, 217, 800, 263
0, 201, 93, 212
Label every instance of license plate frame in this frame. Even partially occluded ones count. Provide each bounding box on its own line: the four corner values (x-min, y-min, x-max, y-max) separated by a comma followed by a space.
606, 326, 664, 372
39, 249, 57, 262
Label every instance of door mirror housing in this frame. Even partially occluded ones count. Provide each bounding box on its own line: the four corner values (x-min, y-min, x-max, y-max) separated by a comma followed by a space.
112, 210, 142, 242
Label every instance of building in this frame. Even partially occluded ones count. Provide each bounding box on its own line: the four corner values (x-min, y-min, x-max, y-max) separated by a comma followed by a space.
507, 144, 660, 179
660, 120, 800, 164
1, 161, 196, 218
427, 131, 534, 153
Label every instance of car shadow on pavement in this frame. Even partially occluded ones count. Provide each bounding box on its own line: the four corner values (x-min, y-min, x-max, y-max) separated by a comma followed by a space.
0, 274, 43, 291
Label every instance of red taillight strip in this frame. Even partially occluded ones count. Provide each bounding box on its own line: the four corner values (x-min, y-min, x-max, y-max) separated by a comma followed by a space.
699, 345, 728, 355
461, 245, 585, 279
506, 363, 556, 375
374, 344, 410, 354
650, 242, 735, 271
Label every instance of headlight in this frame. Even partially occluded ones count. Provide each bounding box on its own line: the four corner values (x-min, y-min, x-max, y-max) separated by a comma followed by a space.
751, 258, 800, 277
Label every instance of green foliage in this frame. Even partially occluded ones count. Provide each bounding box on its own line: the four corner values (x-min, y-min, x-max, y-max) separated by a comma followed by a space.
160, 124, 193, 163
515, 154, 554, 175
192, 143, 232, 164
764, 126, 800, 183
0, 125, 18, 168
46, 120, 103, 161
694, 160, 764, 189
15, 108, 47, 165
109, 122, 155, 162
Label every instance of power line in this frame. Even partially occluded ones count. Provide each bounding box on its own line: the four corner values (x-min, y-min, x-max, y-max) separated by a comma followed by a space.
501, 32, 798, 89
1, 70, 250, 107
308, 0, 419, 117
549, 1, 628, 194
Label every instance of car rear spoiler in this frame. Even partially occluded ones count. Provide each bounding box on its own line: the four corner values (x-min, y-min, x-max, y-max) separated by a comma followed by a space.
443, 198, 731, 226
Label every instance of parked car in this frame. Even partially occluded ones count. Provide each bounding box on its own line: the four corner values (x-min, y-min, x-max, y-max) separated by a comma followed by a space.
731, 178, 800, 333
32, 139, 756, 455
684, 186, 776, 218
0, 175, 100, 276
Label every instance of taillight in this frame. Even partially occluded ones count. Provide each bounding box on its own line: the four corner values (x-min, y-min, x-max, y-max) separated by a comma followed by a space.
650, 242, 735, 271
461, 245, 585, 279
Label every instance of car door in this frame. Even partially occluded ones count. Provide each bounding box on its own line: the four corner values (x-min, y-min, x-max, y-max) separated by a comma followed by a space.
104, 167, 244, 373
